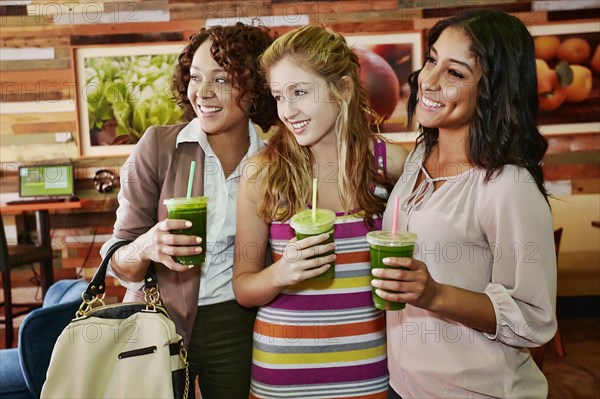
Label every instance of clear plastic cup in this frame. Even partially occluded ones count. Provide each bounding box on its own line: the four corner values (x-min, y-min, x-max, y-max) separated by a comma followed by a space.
163, 196, 208, 265
366, 230, 417, 310
290, 209, 336, 280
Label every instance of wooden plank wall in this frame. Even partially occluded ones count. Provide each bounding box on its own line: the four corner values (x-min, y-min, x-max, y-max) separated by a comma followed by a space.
1, 0, 598, 190
0, 0, 599, 294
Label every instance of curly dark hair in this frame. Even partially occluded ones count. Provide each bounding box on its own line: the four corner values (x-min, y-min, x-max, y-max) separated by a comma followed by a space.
407, 9, 549, 199
172, 22, 278, 132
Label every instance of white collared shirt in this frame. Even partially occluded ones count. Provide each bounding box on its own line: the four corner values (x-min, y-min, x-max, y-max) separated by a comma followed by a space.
176, 119, 263, 305
105, 119, 263, 306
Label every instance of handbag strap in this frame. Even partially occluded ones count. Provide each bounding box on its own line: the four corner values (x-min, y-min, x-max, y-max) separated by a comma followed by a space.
84, 240, 158, 300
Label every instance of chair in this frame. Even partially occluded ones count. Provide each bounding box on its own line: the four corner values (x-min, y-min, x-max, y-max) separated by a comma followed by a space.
1, 215, 54, 348
530, 227, 565, 370
0, 279, 88, 399
551, 228, 566, 358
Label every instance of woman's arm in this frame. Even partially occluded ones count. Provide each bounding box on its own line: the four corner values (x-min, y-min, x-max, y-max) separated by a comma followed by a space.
475, 166, 557, 346
372, 261, 498, 333
233, 162, 336, 307
104, 127, 202, 284
110, 219, 201, 282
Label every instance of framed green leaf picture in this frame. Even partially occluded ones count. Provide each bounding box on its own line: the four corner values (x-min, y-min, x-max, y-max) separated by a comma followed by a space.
75, 43, 186, 157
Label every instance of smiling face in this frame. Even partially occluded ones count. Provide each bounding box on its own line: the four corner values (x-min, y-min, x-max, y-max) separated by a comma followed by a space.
268, 58, 339, 148
417, 27, 482, 136
187, 40, 250, 136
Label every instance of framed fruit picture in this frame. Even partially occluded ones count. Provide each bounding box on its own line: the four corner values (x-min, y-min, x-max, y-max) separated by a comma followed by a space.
528, 21, 600, 135
75, 43, 186, 157
344, 32, 423, 143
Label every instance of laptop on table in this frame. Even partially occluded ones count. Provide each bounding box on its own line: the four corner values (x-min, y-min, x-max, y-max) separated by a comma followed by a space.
6, 163, 77, 205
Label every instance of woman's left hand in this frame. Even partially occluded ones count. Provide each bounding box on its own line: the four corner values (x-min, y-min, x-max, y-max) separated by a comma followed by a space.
371, 257, 442, 311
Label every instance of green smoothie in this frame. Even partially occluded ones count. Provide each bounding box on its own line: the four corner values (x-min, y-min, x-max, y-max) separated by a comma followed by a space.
163, 196, 208, 265
366, 230, 417, 310
290, 209, 336, 280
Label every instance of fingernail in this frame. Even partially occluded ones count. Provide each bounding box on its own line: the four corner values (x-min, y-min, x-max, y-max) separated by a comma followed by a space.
382, 258, 391, 265
322, 233, 329, 239
188, 264, 195, 269
372, 269, 381, 276
195, 247, 202, 253
185, 221, 192, 227
196, 237, 202, 243
376, 289, 384, 296
371, 279, 379, 287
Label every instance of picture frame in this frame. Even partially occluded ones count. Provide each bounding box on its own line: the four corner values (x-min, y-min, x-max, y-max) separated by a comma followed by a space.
75, 43, 186, 157
344, 32, 423, 143
528, 21, 600, 136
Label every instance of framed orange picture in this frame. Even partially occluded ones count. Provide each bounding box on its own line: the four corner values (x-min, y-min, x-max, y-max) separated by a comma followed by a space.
528, 21, 600, 136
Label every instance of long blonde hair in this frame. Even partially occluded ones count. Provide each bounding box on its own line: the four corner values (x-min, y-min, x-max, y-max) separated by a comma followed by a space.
255, 25, 392, 226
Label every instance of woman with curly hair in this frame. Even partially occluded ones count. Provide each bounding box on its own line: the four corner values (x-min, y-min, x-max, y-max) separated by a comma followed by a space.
372, 9, 557, 398
233, 25, 408, 398
100, 22, 277, 398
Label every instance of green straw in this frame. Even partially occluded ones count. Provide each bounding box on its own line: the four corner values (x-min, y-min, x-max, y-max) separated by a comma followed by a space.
186, 161, 196, 198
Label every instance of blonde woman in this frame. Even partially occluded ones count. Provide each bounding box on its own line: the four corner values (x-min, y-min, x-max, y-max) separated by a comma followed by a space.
233, 25, 407, 398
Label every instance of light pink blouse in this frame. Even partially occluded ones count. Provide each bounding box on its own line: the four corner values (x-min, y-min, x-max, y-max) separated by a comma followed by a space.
383, 144, 557, 398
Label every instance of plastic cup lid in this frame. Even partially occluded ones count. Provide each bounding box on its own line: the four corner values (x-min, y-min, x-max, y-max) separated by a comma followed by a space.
366, 230, 417, 246
290, 209, 336, 233
163, 196, 208, 207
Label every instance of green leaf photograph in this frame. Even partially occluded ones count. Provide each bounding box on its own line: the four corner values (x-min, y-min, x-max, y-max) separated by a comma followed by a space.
76, 44, 185, 157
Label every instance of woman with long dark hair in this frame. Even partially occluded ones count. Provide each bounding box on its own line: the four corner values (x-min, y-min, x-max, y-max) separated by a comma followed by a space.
374, 9, 557, 398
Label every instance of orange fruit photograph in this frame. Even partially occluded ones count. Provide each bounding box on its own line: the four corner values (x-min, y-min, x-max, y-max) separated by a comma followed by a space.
532, 25, 600, 127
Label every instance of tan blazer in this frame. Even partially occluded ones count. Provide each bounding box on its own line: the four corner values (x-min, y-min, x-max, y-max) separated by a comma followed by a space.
114, 122, 205, 346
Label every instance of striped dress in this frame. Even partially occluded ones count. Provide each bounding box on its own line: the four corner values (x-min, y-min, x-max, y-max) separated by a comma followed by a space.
250, 211, 388, 399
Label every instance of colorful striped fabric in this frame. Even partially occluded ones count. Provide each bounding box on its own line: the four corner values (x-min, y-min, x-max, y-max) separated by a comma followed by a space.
250, 211, 388, 399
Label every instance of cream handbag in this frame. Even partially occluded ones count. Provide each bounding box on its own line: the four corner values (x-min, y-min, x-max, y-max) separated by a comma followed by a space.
41, 241, 189, 399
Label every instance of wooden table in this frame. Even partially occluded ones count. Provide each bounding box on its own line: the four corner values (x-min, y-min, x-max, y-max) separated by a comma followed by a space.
1, 200, 85, 296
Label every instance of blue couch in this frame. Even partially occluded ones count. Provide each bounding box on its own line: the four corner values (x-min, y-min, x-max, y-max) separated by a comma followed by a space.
0, 279, 88, 399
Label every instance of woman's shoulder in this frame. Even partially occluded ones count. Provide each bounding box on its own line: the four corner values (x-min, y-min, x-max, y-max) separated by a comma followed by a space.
136, 122, 190, 148
394, 142, 424, 176
483, 165, 536, 188
242, 148, 270, 176
382, 141, 409, 180
478, 164, 545, 203
476, 165, 551, 230
149, 122, 190, 138
240, 149, 271, 201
